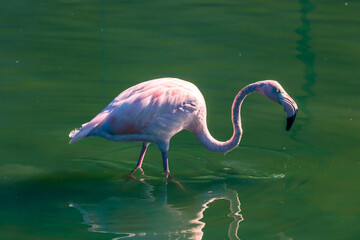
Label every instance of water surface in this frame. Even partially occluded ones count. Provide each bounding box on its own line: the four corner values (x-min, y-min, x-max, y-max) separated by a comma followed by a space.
1, 0, 359, 239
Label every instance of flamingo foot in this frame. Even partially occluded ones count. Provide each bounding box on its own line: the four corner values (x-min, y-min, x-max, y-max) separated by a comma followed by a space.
130, 167, 144, 176
166, 172, 185, 191
125, 167, 145, 180
124, 173, 136, 180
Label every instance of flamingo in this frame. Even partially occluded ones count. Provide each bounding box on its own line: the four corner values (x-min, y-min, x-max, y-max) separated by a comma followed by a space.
69, 78, 298, 178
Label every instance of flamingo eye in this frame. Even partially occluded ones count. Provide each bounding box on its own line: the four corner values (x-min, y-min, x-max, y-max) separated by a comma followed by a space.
276, 89, 280, 93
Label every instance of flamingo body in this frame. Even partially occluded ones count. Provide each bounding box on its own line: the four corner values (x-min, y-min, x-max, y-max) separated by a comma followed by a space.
70, 78, 205, 149
69, 77, 298, 176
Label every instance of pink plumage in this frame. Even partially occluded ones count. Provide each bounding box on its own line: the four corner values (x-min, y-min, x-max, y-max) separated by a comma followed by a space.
69, 77, 298, 177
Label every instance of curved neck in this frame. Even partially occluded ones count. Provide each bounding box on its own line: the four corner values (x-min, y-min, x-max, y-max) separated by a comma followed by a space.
196, 83, 260, 153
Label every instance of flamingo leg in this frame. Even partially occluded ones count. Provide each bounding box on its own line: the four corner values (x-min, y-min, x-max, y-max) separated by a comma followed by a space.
130, 142, 149, 175
161, 151, 185, 190
162, 151, 170, 177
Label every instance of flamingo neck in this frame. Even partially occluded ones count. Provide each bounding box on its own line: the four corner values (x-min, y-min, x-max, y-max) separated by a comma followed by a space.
196, 83, 260, 153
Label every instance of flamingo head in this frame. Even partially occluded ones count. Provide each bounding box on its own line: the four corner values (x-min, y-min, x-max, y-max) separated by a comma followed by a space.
256, 80, 298, 131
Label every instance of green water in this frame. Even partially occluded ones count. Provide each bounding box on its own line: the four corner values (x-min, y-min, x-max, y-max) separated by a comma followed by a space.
1, 0, 359, 239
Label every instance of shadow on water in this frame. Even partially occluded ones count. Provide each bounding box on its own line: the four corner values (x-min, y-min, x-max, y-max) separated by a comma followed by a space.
98, 0, 108, 102
69, 179, 243, 239
294, 0, 331, 173
293, 0, 316, 139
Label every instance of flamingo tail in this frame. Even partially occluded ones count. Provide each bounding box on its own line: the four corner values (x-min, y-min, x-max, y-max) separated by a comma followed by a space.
69, 111, 110, 144
68, 123, 96, 144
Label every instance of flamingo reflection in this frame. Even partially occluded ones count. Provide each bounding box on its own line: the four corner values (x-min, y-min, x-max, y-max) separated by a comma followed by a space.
69, 182, 243, 239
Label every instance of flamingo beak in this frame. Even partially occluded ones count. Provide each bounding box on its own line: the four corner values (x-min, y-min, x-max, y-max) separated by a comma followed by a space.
279, 93, 298, 131
286, 113, 297, 131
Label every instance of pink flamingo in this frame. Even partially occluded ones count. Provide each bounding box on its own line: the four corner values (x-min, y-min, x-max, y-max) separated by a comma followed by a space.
69, 78, 298, 178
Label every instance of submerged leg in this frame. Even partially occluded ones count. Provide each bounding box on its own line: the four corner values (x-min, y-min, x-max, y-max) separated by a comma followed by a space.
130, 142, 149, 175
161, 151, 185, 190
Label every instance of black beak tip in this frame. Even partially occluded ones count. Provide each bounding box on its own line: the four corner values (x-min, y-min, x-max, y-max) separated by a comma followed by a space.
286, 113, 297, 131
